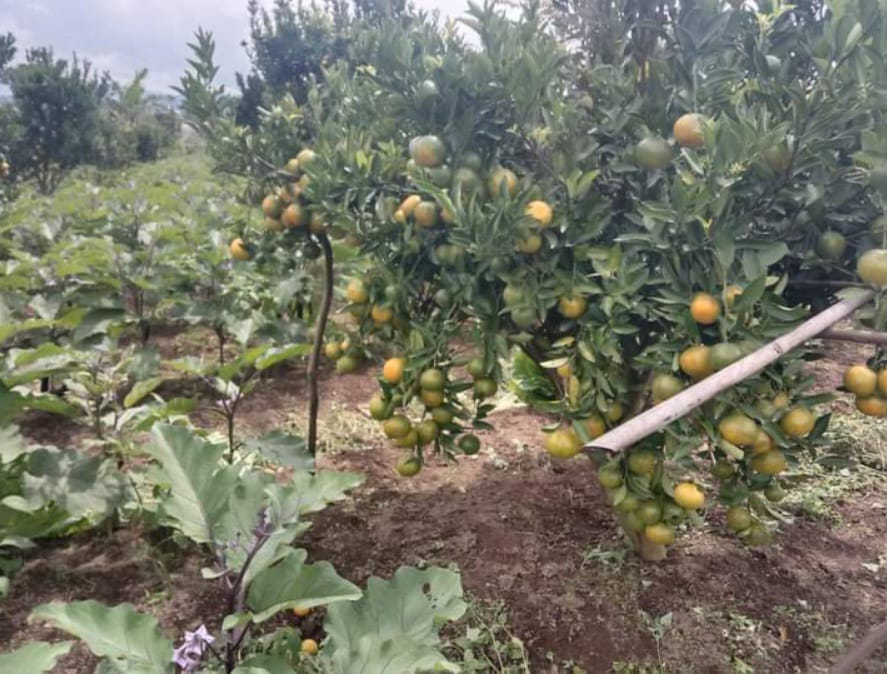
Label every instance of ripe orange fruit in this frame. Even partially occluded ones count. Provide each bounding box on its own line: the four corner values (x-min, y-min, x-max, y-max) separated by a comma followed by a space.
488, 167, 518, 197
557, 295, 587, 319
844, 365, 877, 396
301, 638, 319, 655
282, 203, 307, 228
543, 428, 582, 459
856, 395, 887, 417
413, 201, 439, 228
515, 233, 542, 254
583, 415, 607, 439
382, 415, 411, 439
398, 194, 422, 217
285, 158, 300, 175
772, 392, 791, 409
382, 357, 406, 384
229, 238, 250, 261
371, 305, 394, 325
652, 373, 683, 403
644, 523, 675, 546
858, 249, 887, 287
717, 413, 758, 447
673, 113, 705, 148
635, 136, 672, 170
278, 185, 293, 204
779, 406, 815, 438
679, 345, 713, 380
879, 369, 887, 396
296, 148, 317, 167
690, 292, 721, 325
673, 482, 705, 510
293, 605, 312, 617
751, 450, 787, 475
345, 279, 369, 304
726, 506, 752, 532
420, 389, 445, 408
262, 195, 283, 219
309, 212, 327, 234
525, 200, 554, 227
395, 455, 422, 477
410, 135, 447, 168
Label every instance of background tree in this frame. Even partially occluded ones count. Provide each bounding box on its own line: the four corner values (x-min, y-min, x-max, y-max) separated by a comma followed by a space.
1, 48, 110, 193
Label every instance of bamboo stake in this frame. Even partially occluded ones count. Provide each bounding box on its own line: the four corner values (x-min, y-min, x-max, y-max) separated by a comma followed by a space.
584, 290, 877, 455
819, 327, 887, 345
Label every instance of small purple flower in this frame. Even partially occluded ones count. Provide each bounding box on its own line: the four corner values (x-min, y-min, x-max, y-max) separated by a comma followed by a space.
173, 624, 215, 672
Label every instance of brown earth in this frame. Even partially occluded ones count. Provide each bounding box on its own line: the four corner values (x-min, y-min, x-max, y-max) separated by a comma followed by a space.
3, 327, 887, 673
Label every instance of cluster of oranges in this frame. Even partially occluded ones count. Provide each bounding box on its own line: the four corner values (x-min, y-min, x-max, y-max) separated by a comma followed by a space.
844, 364, 887, 417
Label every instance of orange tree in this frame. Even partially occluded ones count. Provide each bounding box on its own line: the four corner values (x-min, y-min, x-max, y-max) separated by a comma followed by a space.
250, 0, 887, 557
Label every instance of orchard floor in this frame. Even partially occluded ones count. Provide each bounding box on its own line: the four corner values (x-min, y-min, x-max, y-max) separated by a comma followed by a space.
3, 327, 887, 673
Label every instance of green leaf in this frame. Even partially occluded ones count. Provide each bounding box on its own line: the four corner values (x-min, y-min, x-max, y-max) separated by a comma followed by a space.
143, 424, 235, 543
0, 425, 28, 464
72, 308, 126, 343
247, 548, 361, 623
322, 566, 466, 673
30, 601, 173, 674
0, 641, 73, 673
245, 430, 313, 471
279, 471, 365, 515
124, 377, 165, 408
235, 655, 298, 674
255, 344, 312, 371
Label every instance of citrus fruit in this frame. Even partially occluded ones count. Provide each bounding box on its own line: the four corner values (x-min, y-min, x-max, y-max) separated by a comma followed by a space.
229, 238, 250, 261
726, 506, 752, 532
690, 292, 720, 324
458, 434, 481, 455
752, 429, 774, 455
324, 342, 343, 360
420, 389, 445, 408
644, 523, 675, 545
673, 113, 704, 148
262, 195, 283, 219
465, 358, 485, 379
816, 230, 847, 261
515, 233, 542, 254
416, 79, 439, 102
844, 365, 877, 396
336, 355, 358, 374
779, 406, 815, 438
382, 357, 406, 384
502, 284, 524, 306
458, 151, 483, 171
597, 466, 622, 489
615, 492, 640, 513
398, 194, 422, 217
679, 345, 713, 379
605, 402, 624, 422
673, 482, 705, 510
751, 450, 787, 475
293, 605, 311, 617
652, 373, 683, 403
474, 378, 498, 398
301, 638, 319, 655
345, 280, 369, 304
764, 482, 786, 502
369, 393, 389, 420
623, 511, 646, 533
409, 135, 447, 168
773, 392, 791, 409
709, 343, 743, 371
558, 295, 587, 319
419, 368, 445, 391
746, 523, 773, 546
525, 200, 554, 227
879, 369, 887, 396
281, 203, 307, 228
762, 144, 790, 172
856, 395, 887, 417
413, 201, 439, 228
543, 428, 582, 459
382, 415, 411, 439
858, 248, 887, 286
635, 136, 672, 169
296, 148, 316, 167
627, 450, 656, 475
416, 420, 439, 444
712, 460, 734, 479
395, 455, 422, 477
583, 415, 607, 439
452, 167, 481, 195
637, 500, 663, 524
510, 306, 536, 329
432, 407, 454, 425
371, 305, 394, 325
488, 167, 518, 197
717, 413, 758, 447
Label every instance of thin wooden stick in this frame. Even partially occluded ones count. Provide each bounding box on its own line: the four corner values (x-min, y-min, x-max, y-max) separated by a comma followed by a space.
584, 290, 876, 454
819, 327, 887, 345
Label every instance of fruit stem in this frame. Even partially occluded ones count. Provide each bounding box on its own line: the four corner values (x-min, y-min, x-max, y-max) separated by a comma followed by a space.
307, 232, 334, 457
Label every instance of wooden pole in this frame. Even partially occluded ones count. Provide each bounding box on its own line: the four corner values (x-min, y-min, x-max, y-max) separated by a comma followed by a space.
819, 327, 887, 345
584, 290, 877, 455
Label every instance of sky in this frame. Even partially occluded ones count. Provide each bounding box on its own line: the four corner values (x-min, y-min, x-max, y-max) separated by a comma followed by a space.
0, 0, 465, 94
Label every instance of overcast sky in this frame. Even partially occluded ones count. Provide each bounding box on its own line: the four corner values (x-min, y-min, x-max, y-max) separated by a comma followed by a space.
0, 0, 465, 93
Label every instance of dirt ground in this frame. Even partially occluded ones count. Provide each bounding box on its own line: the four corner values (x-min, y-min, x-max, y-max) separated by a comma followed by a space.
3, 327, 887, 673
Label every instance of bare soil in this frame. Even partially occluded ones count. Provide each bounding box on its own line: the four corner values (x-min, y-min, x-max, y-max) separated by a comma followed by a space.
3, 328, 887, 673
